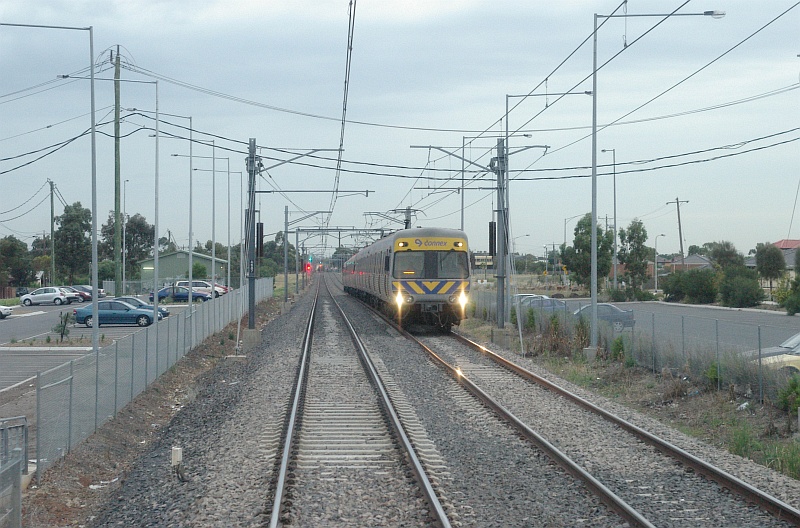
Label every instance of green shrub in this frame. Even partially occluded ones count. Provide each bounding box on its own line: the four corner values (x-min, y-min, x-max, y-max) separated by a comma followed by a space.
611, 336, 625, 361
704, 362, 720, 390
785, 292, 800, 316
661, 272, 686, 302
524, 308, 536, 332
510, 306, 517, 326
719, 266, 763, 307
683, 269, 718, 304
778, 376, 800, 414
634, 289, 655, 301
609, 288, 627, 302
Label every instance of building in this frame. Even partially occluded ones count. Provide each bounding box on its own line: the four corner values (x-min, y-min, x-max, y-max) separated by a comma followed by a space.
139, 250, 229, 286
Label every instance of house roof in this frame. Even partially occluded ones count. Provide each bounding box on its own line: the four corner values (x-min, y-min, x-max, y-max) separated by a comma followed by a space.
774, 239, 800, 249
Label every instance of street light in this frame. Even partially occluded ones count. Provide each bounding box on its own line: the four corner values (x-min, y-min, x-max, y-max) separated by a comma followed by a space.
654, 234, 665, 293
601, 148, 617, 290
590, 8, 724, 347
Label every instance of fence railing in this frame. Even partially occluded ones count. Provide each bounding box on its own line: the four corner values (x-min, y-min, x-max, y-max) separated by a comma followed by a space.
34, 278, 273, 484
472, 293, 798, 405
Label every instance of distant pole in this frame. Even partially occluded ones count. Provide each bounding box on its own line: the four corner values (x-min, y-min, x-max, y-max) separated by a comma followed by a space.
667, 197, 689, 271
49, 180, 55, 285
284, 205, 289, 303
495, 138, 506, 329
114, 45, 122, 296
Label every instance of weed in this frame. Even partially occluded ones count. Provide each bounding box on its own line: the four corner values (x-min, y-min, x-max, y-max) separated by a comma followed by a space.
611, 336, 625, 362
729, 423, 761, 458
777, 375, 800, 414
228, 332, 235, 341
46, 336, 51, 344
10, 338, 16, 344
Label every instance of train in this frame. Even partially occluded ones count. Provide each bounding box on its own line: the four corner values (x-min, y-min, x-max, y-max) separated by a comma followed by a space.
342, 227, 471, 330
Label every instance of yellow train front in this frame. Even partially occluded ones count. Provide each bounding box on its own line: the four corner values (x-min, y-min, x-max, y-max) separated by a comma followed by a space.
343, 227, 471, 331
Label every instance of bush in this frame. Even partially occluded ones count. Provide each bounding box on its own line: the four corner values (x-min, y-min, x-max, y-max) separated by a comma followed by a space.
611, 336, 625, 361
661, 272, 686, 302
634, 289, 656, 301
786, 292, 800, 316
778, 376, 800, 414
609, 288, 627, 302
524, 308, 536, 332
719, 266, 764, 308
683, 269, 717, 304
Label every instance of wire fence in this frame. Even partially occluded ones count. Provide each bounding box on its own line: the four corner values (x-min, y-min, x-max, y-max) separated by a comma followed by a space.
471, 292, 798, 405
34, 278, 273, 484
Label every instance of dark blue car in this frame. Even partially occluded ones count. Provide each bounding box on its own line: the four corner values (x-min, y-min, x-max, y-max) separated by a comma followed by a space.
73, 300, 161, 328
149, 286, 211, 303
114, 296, 170, 318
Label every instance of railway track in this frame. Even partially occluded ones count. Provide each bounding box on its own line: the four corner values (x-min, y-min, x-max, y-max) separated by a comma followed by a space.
267, 276, 451, 527
409, 330, 800, 527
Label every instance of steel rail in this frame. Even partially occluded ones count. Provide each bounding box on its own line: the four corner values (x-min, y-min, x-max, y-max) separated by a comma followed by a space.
399, 327, 655, 528
326, 275, 452, 528
268, 279, 320, 528
451, 331, 800, 525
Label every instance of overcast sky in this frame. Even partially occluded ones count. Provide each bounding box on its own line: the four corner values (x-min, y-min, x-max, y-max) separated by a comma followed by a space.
1, 1, 798, 262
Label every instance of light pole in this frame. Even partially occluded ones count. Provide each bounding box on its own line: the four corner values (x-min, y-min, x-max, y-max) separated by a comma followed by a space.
601, 148, 617, 290
654, 234, 665, 293
590, 8, 724, 348
8, 22, 99, 358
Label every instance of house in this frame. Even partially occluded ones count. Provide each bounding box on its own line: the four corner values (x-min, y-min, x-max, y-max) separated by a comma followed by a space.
139, 250, 229, 285
662, 254, 713, 273
744, 243, 797, 283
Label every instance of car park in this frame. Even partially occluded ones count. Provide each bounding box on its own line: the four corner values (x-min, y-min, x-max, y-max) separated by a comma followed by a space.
150, 286, 211, 303
749, 332, 800, 373
573, 303, 635, 332
72, 284, 106, 298
19, 287, 70, 306
73, 300, 161, 328
114, 296, 170, 318
0, 305, 12, 319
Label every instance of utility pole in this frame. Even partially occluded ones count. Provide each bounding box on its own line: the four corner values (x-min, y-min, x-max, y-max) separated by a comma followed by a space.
113, 46, 122, 295
493, 138, 506, 329
49, 179, 55, 285
666, 197, 689, 271
246, 139, 259, 329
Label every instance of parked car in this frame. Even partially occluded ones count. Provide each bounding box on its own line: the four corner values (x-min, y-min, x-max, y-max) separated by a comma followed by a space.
573, 303, 635, 331
62, 286, 91, 302
15, 287, 29, 297
19, 287, 70, 306
114, 296, 170, 318
517, 296, 567, 313
749, 332, 800, 374
150, 286, 211, 303
0, 305, 12, 319
73, 300, 162, 328
72, 285, 106, 298
174, 280, 226, 297
58, 287, 83, 304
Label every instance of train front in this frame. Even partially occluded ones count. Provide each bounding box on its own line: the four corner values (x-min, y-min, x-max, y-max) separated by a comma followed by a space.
390, 230, 470, 330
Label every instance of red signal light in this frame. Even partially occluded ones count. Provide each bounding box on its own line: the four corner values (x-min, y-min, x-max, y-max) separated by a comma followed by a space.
305, 263, 312, 272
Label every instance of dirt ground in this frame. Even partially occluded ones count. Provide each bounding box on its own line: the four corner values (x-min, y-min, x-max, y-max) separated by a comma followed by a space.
13, 302, 799, 527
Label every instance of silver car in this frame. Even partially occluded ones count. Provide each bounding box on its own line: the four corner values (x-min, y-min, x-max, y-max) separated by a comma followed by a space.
19, 287, 70, 306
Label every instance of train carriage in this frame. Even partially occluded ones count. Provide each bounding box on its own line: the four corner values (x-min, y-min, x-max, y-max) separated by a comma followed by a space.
342, 227, 471, 330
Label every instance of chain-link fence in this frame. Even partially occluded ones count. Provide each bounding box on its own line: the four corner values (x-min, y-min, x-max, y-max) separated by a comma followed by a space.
471, 291, 798, 405
34, 279, 273, 484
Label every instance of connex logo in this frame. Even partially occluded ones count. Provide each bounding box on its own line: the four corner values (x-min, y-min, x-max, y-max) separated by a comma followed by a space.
414, 238, 423, 247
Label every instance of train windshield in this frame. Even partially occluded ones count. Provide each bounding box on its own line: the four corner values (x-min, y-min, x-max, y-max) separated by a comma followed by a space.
393, 251, 469, 279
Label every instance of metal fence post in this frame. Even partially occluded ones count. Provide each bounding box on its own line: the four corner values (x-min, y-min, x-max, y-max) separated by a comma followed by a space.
68, 361, 73, 453
651, 312, 656, 374
715, 319, 720, 391
681, 315, 685, 362
114, 341, 119, 417
130, 333, 135, 402
758, 326, 763, 404
145, 326, 149, 386
35, 372, 40, 486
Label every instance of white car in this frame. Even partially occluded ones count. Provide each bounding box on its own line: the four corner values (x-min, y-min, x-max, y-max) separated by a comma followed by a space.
175, 280, 226, 298
0, 305, 12, 319
20, 287, 71, 306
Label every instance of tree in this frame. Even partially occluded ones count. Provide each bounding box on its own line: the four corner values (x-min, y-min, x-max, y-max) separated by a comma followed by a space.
617, 219, 649, 292
98, 260, 116, 282
192, 262, 207, 279
54, 202, 92, 284
707, 240, 744, 270
755, 242, 785, 298
687, 244, 703, 256
124, 214, 155, 280
560, 213, 613, 287
0, 235, 34, 286
683, 268, 717, 304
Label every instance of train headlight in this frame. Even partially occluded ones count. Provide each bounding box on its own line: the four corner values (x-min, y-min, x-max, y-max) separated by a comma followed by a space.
448, 294, 458, 304
396, 291, 404, 308
459, 290, 468, 309
404, 295, 414, 304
